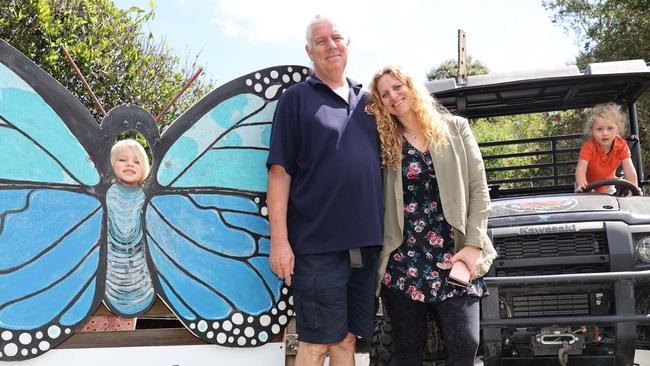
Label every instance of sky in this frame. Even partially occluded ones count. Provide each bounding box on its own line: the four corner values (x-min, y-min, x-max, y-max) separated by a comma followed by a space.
113, 0, 582, 87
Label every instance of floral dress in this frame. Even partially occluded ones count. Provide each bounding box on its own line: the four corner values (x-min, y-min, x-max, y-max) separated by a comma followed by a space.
382, 138, 488, 303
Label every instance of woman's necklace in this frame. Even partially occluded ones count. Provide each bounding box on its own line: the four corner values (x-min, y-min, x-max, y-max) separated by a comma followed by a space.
403, 129, 418, 140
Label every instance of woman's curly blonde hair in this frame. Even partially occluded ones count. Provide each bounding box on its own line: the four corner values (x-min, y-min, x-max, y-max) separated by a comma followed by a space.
368, 65, 450, 168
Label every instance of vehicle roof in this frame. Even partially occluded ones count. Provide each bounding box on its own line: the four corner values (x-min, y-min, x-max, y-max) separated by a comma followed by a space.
426, 60, 650, 118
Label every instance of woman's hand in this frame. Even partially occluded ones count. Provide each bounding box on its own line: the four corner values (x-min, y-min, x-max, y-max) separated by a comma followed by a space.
451, 245, 482, 280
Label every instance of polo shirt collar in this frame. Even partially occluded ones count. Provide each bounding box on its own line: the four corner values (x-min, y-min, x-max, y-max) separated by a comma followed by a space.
307, 74, 363, 91
592, 135, 624, 154
307, 75, 364, 111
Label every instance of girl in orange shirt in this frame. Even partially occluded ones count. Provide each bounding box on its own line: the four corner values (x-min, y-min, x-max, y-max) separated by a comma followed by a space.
575, 103, 638, 193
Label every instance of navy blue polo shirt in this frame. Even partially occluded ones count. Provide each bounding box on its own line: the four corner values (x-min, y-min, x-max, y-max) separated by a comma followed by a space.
266, 76, 383, 255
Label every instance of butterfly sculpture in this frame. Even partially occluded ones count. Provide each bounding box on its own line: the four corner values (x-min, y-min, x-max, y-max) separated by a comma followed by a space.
0, 39, 309, 360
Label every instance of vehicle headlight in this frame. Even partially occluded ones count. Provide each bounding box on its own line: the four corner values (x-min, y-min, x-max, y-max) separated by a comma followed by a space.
636, 236, 650, 262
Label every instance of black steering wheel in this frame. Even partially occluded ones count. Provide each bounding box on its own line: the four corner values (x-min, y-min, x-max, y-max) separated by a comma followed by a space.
581, 179, 642, 196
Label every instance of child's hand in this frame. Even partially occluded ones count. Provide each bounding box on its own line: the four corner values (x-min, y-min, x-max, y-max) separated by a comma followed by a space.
628, 185, 643, 196
575, 182, 588, 193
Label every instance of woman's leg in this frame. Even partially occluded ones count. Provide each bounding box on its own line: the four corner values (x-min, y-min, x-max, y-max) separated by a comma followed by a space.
434, 296, 481, 366
381, 286, 427, 366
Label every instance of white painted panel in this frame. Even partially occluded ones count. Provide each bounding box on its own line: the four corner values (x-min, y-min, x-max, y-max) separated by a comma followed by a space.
15, 343, 285, 366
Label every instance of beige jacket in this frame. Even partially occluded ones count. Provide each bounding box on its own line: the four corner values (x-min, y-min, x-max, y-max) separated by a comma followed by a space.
376, 116, 498, 295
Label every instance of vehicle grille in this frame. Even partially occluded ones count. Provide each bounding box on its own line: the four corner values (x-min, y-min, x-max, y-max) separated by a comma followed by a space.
497, 263, 609, 277
509, 293, 590, 317
494, 231, 608, 259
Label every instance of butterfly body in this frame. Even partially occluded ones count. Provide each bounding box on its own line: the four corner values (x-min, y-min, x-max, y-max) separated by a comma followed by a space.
105, 182, 154, 315
0, 39, 309, 360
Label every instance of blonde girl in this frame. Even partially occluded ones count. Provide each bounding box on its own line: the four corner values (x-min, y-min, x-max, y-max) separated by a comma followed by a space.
575, 103, 638, 193
110, 139, 150, 186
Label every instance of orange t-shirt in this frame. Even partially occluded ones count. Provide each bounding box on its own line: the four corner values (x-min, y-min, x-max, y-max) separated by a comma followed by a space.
579, 136, 631, 192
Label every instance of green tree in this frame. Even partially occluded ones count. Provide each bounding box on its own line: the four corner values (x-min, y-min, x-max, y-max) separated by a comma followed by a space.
426, 56, 490, 81
0, 0, 214, 129
544, 0, 650, 178
543, 0, 650, 65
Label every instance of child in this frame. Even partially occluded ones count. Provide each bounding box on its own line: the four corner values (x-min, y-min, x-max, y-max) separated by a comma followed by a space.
575, 103, 638, 193
81, 139, 151, 332
110, 138, 151, 187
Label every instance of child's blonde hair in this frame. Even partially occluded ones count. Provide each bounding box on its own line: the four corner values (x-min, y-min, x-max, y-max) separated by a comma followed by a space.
110, 139, 150, 184
586, 103, 627, 136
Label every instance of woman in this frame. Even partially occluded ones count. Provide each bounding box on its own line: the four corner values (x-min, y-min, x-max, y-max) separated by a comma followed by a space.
369, 65, 497, 366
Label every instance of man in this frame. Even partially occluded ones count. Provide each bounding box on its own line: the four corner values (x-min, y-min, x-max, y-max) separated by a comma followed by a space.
266, 15, 383, 366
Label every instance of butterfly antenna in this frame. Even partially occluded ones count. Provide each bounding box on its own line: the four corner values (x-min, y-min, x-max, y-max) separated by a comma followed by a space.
59, 44, 107, 117
155, 67, 203, 124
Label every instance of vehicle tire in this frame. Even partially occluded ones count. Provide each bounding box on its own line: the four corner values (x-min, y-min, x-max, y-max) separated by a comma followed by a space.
369, 313, 396, 366
369, 304, 446, 366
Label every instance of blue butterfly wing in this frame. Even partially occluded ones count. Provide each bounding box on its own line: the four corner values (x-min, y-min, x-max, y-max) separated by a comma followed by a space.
0, 40, 105, 360
146, 66, 310, 346
146, 193, 285, 346
156, 66, 310, 192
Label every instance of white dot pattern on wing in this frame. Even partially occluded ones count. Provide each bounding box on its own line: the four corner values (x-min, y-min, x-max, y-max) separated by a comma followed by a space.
244, 66, 310, 101
185, 292, 293, 346
0, 324, 70, 359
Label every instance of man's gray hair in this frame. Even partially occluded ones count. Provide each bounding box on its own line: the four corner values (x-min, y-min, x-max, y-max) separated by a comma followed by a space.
305, 14, 345, 45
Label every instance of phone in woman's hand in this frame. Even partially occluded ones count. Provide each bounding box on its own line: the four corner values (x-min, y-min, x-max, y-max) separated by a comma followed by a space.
448, 260, 471, 287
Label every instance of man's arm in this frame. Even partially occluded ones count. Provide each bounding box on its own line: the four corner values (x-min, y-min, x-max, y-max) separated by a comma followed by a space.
267, 164, 295, 286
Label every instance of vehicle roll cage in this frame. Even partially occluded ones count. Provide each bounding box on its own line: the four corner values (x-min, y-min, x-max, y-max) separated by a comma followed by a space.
426, 60, 650, 195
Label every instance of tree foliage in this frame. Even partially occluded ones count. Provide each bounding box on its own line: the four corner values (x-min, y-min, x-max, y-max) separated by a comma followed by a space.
544, 0, 650, 178
0, 0, 214, 129
543, 0, 650, 64
426, 56, 489, 81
